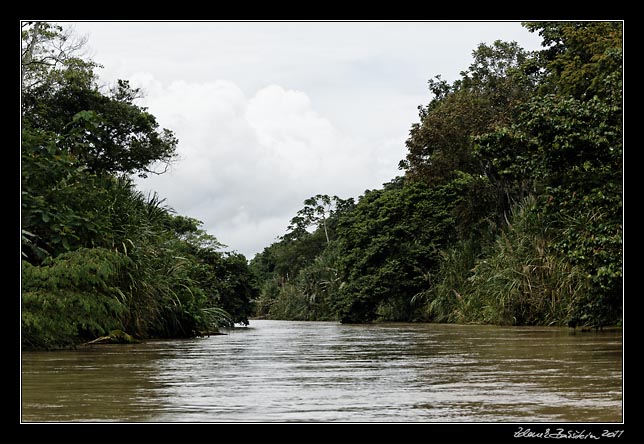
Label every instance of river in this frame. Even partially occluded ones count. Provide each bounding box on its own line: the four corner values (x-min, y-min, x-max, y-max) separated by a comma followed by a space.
21, 319, 622, 423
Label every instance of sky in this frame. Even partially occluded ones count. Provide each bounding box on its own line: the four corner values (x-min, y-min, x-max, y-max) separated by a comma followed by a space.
63, 21, 544, 259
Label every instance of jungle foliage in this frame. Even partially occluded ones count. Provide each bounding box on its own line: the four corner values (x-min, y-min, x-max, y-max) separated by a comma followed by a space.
22, 22, 622, 347
21, 23, 257, 349
250, 22, 622, 328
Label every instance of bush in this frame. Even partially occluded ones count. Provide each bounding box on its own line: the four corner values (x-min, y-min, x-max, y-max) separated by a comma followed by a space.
21, 248, 130, 349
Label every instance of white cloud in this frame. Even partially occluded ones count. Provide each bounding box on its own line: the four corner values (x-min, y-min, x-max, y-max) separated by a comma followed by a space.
132, 75, 399, 258
68, 21, 545, 259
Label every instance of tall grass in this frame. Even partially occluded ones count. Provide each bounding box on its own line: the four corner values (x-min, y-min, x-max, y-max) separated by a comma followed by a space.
456, 196, 589, 325
111, 186, 232, 337
412, 196, 589, 326
411, 236, 482, 323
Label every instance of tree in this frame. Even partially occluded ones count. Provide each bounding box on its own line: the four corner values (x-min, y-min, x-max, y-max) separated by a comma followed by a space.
284, 194, 354, 244
331, 178, 475, 323
523, 21, 623, 102
22, 22, 178, 178
399, 40, 537, 187
21, 22, 93, 95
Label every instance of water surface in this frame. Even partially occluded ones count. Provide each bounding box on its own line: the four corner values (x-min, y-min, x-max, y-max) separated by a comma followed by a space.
21, 320, 622, 422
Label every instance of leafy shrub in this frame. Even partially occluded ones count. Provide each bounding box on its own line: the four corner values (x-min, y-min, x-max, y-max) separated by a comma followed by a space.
22, 248, 130, 349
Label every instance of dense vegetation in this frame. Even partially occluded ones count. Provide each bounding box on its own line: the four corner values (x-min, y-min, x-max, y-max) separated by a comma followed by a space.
22, 22, 622, 350
21, 23, 257, 349
250, 22, 623, 328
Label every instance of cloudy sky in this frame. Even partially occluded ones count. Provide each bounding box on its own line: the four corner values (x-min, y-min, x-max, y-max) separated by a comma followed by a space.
64, 21, 543, 259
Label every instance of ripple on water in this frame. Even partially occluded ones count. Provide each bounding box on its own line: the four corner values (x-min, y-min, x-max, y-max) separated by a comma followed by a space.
21, 320, 622, 422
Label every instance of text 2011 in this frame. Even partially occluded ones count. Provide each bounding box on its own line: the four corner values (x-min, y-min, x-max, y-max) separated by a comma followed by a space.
601, 430, 624, 439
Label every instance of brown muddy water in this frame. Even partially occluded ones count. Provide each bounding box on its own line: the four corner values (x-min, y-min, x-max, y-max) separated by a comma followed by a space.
21, 319, 622, 422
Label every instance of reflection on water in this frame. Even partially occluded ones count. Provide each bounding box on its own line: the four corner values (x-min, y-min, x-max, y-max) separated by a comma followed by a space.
21, 320, 622, 422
